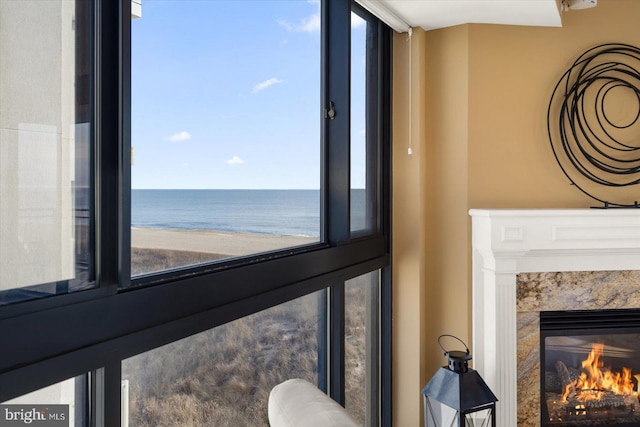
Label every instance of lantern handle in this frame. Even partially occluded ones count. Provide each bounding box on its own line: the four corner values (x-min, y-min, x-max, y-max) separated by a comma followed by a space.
437, 334, 470, 355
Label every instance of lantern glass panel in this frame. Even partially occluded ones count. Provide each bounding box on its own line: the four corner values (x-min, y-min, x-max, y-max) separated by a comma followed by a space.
424, 396, 495, 427
424, 396, 460, 427
463, 407, 493, 427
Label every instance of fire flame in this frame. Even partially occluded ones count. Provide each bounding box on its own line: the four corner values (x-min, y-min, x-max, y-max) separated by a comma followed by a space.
562, 343, 638, 402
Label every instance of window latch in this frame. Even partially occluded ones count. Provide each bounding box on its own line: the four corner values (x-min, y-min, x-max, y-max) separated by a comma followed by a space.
324, 101, 336, 120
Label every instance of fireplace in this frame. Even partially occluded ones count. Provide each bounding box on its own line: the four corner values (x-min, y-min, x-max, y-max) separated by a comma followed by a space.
540, 309, 640, 426
469, 209, 640, 427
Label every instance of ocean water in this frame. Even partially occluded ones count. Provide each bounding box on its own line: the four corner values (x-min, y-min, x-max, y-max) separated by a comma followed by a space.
132, 189, 366, 237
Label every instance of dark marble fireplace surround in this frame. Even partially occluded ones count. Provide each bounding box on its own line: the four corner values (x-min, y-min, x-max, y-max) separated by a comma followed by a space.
470, 209, 640, 427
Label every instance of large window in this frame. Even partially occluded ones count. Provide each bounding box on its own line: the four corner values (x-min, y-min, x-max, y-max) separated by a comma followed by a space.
130, 1, 322, 276
0, 0, 94, 305
0, 0, 391, 426
122, 291, 323, 426
351, 7, 378, 235
345, 271, 381, 424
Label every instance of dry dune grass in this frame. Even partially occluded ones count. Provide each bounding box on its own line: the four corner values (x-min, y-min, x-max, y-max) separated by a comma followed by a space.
345, 277, 370, 424
125, 248, 370, 426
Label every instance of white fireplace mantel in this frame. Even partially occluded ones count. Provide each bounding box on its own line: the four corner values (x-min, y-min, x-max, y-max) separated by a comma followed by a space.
470, 209, 640, 427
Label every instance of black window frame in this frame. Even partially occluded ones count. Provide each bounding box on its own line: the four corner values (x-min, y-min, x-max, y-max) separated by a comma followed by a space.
0, 0, 393, 425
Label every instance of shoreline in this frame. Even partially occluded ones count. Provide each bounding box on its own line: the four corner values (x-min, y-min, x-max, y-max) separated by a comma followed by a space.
131, 227, 317, 257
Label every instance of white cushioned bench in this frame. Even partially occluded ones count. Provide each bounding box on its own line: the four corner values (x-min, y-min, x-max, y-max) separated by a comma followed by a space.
268, 379, 360, 427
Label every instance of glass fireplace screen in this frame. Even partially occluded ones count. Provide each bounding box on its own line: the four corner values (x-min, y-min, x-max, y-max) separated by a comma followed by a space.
542, 331, 640, 426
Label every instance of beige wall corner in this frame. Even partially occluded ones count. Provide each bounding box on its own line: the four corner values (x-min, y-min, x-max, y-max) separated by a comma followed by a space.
392, 23, 473, 426
422, 23, 471, 367
392, 27, 429, 427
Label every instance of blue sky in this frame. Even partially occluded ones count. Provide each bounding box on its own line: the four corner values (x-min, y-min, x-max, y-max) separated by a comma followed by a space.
131, 0, 367, 189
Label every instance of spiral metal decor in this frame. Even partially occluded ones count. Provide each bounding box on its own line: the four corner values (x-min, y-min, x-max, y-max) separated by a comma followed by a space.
547, 43, 640, 207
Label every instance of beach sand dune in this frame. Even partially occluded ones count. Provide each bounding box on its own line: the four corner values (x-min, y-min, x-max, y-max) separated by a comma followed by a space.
132, 227, 316, 257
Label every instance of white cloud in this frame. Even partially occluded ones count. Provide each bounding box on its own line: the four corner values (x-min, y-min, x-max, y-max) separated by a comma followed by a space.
226, 155, 244, 166
351, 13, 366, 29
278, 0, 320, 33
168, 131, 191, 142
278, 12, 320, 33
252, 77, 284, 94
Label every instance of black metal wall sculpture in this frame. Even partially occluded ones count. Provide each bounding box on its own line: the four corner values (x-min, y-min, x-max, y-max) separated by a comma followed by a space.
547, 43, 640, 207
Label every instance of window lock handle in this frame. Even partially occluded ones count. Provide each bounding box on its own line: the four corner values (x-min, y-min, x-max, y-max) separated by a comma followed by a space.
325, 101, 336, 120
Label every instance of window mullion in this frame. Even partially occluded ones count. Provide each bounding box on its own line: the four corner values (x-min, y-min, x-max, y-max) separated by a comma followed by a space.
378, 21, 392, 250
381, 266, 392, 427
328, 282, 346, 405
96, 0, 129, 289
91, 362, 121, 427
378, 22, 392, 427
365, 271, 380, 426
365, 16, 379, 233
121, 0, 132, 284
323, 0, 351, 410
323, 0, 351, 245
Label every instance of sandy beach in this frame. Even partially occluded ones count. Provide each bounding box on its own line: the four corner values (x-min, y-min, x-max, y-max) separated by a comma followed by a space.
131, 227, 317, 257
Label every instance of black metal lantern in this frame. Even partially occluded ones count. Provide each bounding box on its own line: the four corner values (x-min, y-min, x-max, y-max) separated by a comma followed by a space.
422, 335, 498, 427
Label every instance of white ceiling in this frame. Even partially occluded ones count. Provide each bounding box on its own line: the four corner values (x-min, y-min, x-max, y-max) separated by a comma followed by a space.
357, 0, 564, 33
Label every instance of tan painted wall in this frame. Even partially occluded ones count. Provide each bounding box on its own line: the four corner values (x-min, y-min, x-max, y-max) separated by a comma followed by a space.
392, 1, 640, 424
392, 28, 429, 427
